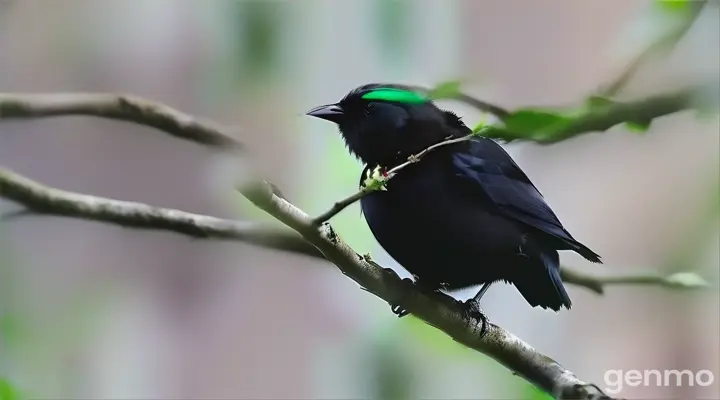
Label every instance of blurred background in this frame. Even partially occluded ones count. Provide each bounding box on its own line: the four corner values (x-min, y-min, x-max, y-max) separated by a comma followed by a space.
1, 0, 719, 399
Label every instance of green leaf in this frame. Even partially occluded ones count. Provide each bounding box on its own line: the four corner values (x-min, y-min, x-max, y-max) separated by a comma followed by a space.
585, 95, 615, 110
0, 378, 21, 400
427, 80, 462, 100
471, 123, 486, 134
625, 120, 652, 133
502, 109, 574, 137
471, 113, 490, 134
654, 0, 691, 14
664, 272, 710, 289
233, 1, 282, 83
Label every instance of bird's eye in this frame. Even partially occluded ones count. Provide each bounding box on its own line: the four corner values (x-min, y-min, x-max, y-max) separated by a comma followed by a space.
364, 103, 374, 116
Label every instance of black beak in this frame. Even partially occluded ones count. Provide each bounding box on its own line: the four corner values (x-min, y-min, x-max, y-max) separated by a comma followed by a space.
306, 103, 344, 123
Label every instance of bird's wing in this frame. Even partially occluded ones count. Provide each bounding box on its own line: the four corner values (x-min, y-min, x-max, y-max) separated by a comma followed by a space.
451, 138, 601, 262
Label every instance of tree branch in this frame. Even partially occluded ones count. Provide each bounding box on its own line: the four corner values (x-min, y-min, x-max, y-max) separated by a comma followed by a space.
240, 179, 612, 400
408, 83, 511, 120
2, 167, 705, 294
0, 93, 243, 150
0, 84, 712, 399
559, 267, 708, 295
482, 83, 705, 144
0, 168, 318, 258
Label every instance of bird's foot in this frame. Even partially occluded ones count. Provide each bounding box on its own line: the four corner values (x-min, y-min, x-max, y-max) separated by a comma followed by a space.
391, 304, 410, 318
460, 298, 490, 337
389, 278, 445, 319
389, 277, 416, 318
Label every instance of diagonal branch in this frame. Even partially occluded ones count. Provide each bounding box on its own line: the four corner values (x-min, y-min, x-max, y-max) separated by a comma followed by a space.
239, 179, 613, 400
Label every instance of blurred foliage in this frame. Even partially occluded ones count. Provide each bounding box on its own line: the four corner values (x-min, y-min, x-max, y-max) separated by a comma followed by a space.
366, 332, 414, 400
0, 314, 24, 349
501, 109, 575, 137
426, 80, 463, 101
233, 1, 282, 85
582, 96, 653, 134
655, 0, 693, 14
0, 378, 22, 400
1, 234, 20, 400
664, 177, 720, 273
373, 0, 411, 67
425, 80, 662, 139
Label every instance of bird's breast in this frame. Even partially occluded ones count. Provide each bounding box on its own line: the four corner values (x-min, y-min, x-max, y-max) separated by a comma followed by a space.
358, 159, 532, 286
360, 166, 441, 245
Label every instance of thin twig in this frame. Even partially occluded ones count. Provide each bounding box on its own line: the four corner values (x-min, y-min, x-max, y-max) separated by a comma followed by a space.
453, 92, 511, 120
311, 134, 474, 224
310, 187, 377, 225
380, 83, 511, 120
598, 1, 707, 96
385, 135, 473, 177
559, 268, 708, 295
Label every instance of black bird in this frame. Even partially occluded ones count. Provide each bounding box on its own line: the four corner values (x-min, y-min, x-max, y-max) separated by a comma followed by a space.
307, 84, 601, 320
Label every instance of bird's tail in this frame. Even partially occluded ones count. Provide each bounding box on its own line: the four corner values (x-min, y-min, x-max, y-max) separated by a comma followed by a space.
514, 251, 571, 311
571, 241, 602, 263
559, 231, 602, 263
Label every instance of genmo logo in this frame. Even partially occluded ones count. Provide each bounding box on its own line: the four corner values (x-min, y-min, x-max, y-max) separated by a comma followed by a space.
604, 369, 715, 395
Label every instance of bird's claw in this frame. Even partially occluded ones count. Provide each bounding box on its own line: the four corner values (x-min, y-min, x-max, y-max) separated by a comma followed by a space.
389, 277, 417, 318
391, 304, 410, 318
461, 299, 489, 337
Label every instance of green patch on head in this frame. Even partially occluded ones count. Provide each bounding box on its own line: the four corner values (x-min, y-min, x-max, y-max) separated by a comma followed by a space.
361, 88, 427, 104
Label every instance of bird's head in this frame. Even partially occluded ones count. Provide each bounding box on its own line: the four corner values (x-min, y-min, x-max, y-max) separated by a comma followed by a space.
306, 84, 464, 166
